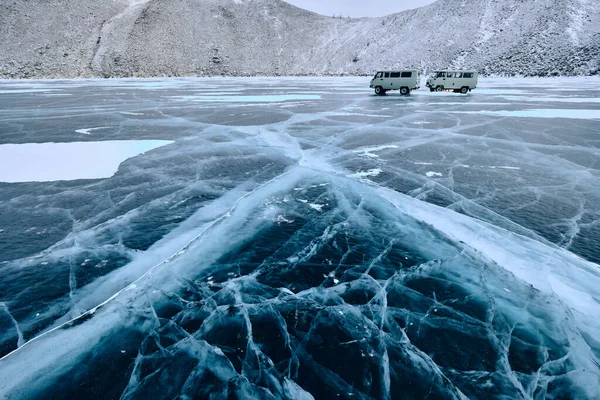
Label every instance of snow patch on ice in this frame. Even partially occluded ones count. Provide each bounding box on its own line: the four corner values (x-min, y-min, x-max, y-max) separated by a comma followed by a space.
307, 203, 325, 212
354, 145, 399, 158
75, 127, 110, 135
348, 169, 382, 179
0, 140, 174, 183
276, 215, 295, 224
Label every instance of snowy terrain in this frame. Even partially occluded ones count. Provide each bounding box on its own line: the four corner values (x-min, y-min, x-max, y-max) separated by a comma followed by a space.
0, 77, 599, 399
0, 0, 599, 78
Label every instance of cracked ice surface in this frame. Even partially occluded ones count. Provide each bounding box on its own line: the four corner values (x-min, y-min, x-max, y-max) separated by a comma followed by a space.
0, 77, 600, 399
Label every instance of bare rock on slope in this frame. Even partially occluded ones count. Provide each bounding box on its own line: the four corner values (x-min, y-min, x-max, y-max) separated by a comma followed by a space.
0, 0, 129, 78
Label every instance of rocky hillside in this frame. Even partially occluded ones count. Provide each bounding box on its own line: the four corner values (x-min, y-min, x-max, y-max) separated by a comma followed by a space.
0, 0, 598, 78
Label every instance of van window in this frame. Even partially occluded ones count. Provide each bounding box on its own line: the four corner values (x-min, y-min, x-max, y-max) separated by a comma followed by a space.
390, 72, 400, 78
463, 72, 473, 78
436, 72, 446, 78
401, 71, 412, 78
384, 72, 390, 78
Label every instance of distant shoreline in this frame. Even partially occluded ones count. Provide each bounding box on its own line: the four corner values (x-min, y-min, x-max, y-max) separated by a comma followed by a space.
1, 73, 599, 81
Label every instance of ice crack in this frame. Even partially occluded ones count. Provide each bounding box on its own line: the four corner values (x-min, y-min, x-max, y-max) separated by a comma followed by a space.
0, 302, 24, 347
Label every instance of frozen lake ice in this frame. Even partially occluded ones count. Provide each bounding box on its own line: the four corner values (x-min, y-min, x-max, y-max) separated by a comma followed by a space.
0, 77, 599, 399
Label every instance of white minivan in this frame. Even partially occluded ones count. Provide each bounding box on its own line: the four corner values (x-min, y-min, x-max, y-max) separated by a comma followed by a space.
426, 70, 478, 93
370, 70, 420, 96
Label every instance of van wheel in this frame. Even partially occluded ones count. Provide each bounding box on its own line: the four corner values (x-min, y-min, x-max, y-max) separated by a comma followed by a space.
460, 87, 469, 94
375, 86, 384, 95
400, 87, 409, 95
435, 86, 444, 92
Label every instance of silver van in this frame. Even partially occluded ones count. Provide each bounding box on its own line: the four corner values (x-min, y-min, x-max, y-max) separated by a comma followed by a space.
370, 70, 421, 96
426, 70, 478, 93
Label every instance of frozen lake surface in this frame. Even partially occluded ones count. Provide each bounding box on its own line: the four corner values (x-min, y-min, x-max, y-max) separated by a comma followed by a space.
0, 77, 600, 399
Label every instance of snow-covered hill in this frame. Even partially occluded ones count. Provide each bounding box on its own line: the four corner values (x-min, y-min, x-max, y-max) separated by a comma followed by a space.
0, 0, 598, 78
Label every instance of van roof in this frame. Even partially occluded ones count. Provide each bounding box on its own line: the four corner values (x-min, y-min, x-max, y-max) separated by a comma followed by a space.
433, 69, 477, 73
378, 69, 419, 72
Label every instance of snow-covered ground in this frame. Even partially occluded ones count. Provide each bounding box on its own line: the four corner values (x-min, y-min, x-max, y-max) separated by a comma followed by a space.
0, 77, 599, 399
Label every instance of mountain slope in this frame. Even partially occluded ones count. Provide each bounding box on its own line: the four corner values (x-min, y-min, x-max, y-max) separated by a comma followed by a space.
0, 0, 598, 78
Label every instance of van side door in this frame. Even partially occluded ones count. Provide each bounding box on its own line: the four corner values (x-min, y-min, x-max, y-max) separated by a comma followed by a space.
382, 72, 391, 89
389, 72, 400, 88
447, 72, 455, 86
437, 71, 446, 84
401, 71, 413, 87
